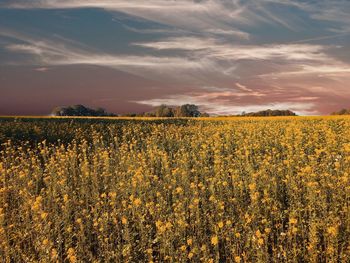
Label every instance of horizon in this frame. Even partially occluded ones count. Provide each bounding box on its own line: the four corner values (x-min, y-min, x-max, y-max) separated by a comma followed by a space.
1, 0, 350, 116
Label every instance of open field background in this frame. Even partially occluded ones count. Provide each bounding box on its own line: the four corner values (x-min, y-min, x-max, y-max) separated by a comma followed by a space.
1, 117, 350, 262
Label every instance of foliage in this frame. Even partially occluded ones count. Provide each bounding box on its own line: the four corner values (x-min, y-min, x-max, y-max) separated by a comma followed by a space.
155, 105, 175, 117
174, 104, 201, 117
1, 116, 350, 262
241, 109, 297, 117
51, 105, 116, 117
121, 104, 208, 117
331, 108, 350, 115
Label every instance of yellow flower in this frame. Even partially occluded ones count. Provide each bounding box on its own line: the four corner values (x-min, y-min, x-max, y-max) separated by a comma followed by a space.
211, 235, 219, 246
67, 248, 77, 263
51, 248, 58, 259
175, 187, 183, 194
327, 226, 337, 237
109, 192, 117, 199
218, 221, 224, 228
40, 212, 48, 220
248, 183, 256, 191
255, 230, 262, 238
165, 221, 173, 229
68, 255, 77, 263
289, 217, 298, 225
187, 238, 193, 246
133, 198, 142, 207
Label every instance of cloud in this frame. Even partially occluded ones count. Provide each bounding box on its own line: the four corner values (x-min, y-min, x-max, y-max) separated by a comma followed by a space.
2, 1, 350, 115
2, 32, 220, 83
3, 30, 350, 115
205, 29, 250, 39
4, 0, 350, 36
34, 67, 50, 72
133, 36, 331, 62
259, 64, 350, 78
236, 82, 253, 92
133, 37, 218, 51
135, 92, 316, 116
133, 83, 317, 116
4, 0, 328, 38
2, 0, 252, 38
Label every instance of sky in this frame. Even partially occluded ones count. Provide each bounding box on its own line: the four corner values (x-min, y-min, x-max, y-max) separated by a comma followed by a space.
0, 0, 350, 116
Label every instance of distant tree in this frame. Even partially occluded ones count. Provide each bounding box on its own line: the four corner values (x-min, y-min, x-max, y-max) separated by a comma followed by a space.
175, 104, 201, 117
331, 108, 350, 115
120, 104, 203, 118
51, 106, 65, 116
241, 109, 297, 117
51, 105, 116, 117
155, 104, 174, 117
144, 112, 156, 117
70, 105, 88, 116
123, 113, 137, 117
200, 112, 210, 117
95, 107, 108, 116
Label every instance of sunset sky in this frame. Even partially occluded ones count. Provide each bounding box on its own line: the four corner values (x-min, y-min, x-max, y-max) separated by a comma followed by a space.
1, 0, 350, 115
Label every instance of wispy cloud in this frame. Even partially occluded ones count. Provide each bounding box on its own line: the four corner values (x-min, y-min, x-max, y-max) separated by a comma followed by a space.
2, 0, 251, 38
3, 0, 325, 38
3, 29, 350, 115
2, 32, 216, 82
1, 0, 350, 115
135, 91, 316, 116
133, 36, 333, 62
4, 0, 350, 36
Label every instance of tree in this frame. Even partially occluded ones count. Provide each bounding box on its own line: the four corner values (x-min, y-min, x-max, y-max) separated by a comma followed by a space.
51, 106, 65, 116
331, 108, 350, 115
51, 105, 116, 117
144, 112, 156, 117
175, 104, 201, 117
241, 109, 297, 117
95, 107, 107, 116
155, 104, 174, 117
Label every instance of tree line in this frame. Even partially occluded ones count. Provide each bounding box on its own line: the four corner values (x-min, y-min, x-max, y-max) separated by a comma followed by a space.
51, 104, 350, 117
51, 104, 302, 117
51, 104, 209, 117
240, 109, 297, 117
51, 105, 117, 117
123, 104, 210, 117
331, 108, 350, 115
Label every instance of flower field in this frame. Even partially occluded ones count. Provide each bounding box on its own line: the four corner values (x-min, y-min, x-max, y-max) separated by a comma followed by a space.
1, 116, 350, 262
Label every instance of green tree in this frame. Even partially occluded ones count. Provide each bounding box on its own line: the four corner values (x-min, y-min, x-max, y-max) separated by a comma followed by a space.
175, 104, 201, 117
155, 105, 174, 117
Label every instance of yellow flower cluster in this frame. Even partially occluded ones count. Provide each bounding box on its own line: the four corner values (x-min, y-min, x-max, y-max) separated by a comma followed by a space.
0, 116, 350, 262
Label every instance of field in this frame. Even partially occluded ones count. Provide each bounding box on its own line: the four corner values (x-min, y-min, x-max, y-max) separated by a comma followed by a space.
1, 116, 350, 262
